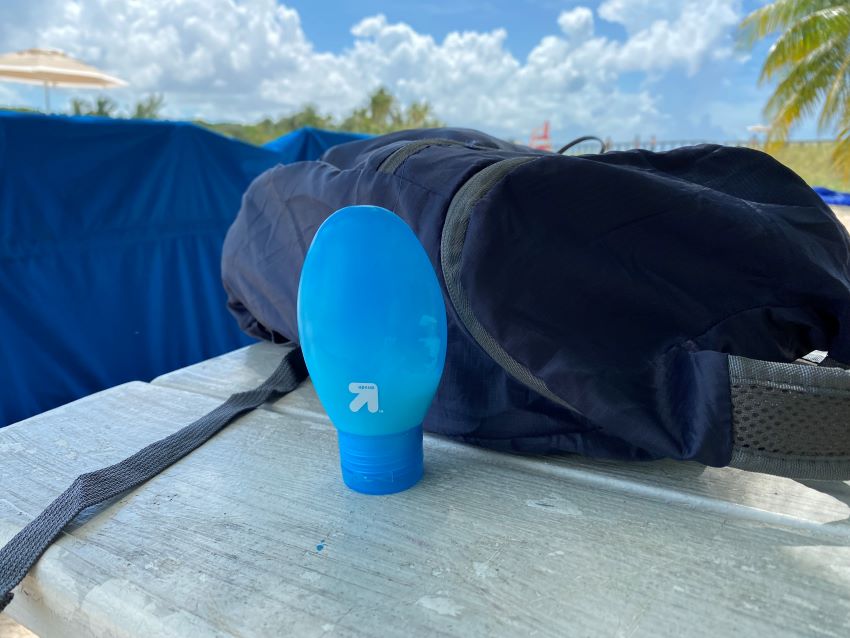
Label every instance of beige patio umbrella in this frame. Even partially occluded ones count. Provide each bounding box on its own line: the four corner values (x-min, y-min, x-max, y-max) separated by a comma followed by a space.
0, 48, 126, 112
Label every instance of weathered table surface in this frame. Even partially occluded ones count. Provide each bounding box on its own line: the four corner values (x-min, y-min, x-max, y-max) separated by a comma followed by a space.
2, 342, 850, 637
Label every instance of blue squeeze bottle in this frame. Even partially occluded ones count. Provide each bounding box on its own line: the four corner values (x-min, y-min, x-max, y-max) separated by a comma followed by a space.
297, 205, 448, 494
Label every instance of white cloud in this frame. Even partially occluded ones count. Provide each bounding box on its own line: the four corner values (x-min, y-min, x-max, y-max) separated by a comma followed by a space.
558, 7, 595, 41
611, 1, 742, 75
0, 0, 743, 139
599, 0, 683, 33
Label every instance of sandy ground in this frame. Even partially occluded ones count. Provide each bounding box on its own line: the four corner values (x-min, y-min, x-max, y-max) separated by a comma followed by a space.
0, 614, 37, 637
2, 203, 850, 638
832, 205, 850, 228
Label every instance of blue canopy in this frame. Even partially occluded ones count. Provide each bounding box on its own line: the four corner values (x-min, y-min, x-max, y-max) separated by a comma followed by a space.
814, 186, 850, 207
0, 113, 291, 425
263, 126, 369, 163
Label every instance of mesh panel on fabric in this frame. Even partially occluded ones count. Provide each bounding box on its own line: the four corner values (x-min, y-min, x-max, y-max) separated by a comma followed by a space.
728, 356, 850, 478
731, 383, 850, 456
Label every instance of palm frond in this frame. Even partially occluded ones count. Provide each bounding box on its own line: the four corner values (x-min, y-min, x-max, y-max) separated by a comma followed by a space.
741, 1, 850, 173
760, 6, 850, 81
819, 47, 850, 130
764, 42, 844, 139
832, 123, 850, 179
738, 0, 840, 48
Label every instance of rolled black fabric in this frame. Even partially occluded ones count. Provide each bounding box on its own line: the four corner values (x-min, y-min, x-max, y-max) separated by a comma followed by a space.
224, 127, 850, 466
0, 347, 307, 613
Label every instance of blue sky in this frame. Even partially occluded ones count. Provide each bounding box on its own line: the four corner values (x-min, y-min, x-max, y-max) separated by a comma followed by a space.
0, 1, 826, 143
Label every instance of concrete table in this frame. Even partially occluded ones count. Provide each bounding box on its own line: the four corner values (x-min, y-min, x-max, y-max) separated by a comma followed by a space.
2, 342, 849, 637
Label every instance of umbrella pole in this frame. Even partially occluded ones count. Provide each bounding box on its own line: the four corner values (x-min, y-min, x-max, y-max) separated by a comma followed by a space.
43, 81, 50, 113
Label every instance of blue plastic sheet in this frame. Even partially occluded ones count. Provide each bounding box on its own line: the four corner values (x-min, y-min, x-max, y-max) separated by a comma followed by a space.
0, 113, 292, 426
263, 126, 369, 163
814, 186, 850, 207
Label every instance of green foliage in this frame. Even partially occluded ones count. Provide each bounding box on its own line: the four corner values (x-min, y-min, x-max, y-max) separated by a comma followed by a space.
201, 87, 442, 144
5, 86, 440, 145
71, 96, 118, 117
338, 87, 441, 134
767, 140, 849, 190
0, 105, 39, 113
132, 94, 165, 119
69, 94, 164, 119
739, 0, 850, 174
198, 104, 336, 146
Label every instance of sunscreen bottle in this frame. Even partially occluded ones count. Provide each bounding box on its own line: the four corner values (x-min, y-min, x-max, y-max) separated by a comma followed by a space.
297, 205, 447, 494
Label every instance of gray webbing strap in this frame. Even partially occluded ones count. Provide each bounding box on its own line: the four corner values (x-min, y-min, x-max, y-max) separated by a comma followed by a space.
728, 354, 850, 480
0, 347, 307, 613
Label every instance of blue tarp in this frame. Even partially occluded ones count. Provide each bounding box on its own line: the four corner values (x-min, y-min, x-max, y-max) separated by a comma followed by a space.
0, 113, 293, 426
815, 186, 850, 207
263, 126, 369, 163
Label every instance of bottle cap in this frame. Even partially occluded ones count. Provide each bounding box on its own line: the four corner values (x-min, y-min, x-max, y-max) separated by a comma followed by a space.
337, 425, 423, 495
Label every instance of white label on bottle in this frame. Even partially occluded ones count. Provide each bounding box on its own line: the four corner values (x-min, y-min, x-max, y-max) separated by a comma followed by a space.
348, 382, 379, 413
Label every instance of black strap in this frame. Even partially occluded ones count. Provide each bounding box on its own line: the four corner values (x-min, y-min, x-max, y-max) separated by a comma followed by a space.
556, 135, 607, 155
0, 347, 307, 613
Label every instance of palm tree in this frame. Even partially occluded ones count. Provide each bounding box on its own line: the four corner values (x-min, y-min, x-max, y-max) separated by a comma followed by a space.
740, 0, 850, 173
340, 88, 443, 134
70, 96, 118, 117
132, 94, 165, 119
